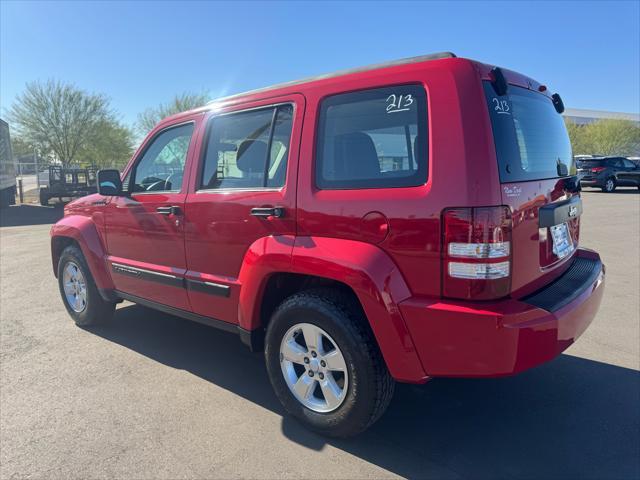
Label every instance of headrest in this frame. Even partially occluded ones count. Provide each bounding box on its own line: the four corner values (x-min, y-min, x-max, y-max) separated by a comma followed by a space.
414, 134, 421, 160
334, 132, 380, 179
236, 140, 268, 173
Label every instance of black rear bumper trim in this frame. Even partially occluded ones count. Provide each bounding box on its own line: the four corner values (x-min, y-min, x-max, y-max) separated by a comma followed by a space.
523, 255, 602, 312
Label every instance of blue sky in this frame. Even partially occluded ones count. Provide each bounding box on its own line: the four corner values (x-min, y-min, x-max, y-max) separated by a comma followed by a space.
1, 0, 639, 128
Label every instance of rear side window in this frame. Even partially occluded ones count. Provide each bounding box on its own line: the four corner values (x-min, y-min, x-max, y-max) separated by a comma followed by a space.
484, 82, 574, 182
316, 85, 428, 189
200, 104, 293, 190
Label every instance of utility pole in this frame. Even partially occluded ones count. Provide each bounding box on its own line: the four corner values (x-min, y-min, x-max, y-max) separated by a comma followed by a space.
34, 147, 39, 195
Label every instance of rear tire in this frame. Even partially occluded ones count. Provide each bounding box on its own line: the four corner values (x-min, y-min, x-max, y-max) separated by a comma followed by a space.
602, 177, 616, 193
265, 288, 394, 437
57, 245, 115, 326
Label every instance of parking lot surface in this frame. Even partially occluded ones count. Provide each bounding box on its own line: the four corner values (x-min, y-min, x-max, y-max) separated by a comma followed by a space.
1, 190, 639, 479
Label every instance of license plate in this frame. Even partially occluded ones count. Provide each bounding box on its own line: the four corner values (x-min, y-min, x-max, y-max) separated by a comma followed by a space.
550, 222, 574, 259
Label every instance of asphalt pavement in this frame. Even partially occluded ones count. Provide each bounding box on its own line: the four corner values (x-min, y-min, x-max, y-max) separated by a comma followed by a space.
1, 190, 638, 479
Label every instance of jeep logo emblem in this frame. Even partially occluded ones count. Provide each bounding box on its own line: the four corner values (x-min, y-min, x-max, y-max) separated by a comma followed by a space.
568, 205, 578, 217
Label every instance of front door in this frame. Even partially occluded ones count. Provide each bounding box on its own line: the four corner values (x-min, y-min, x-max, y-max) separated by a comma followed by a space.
184, 95, 304, 323
105, 119, 200, 311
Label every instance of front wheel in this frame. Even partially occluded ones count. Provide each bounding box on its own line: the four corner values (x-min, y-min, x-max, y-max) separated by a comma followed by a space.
57, 245, 115, 326
265, 289, 394, 437
602, 177, 616, 193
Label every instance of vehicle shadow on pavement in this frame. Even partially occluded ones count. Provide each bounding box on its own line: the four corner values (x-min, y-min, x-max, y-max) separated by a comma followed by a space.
93, 304, 640, 480
582, 188, 639, 194
0, 204, 64, 227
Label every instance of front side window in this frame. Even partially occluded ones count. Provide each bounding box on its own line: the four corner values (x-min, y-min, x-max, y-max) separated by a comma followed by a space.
316, 85, 428, 189
200, 104, 293, 190
132, 123, 194, 193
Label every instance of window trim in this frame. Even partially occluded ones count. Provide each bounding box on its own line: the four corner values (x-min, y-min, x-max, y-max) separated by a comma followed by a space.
196, 102, 295, 192
314, 83, 429, 191
128, 121, 196, 195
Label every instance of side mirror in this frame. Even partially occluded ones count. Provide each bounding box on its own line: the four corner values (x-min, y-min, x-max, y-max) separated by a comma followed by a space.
97, 169, 123, 196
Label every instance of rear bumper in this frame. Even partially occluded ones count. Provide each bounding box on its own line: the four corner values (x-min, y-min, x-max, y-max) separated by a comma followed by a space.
400, 248, 605, 378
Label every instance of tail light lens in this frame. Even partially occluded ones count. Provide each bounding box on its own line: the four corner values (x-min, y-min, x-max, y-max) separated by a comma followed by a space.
590, 167, 606, 173
442, 206, 512, 300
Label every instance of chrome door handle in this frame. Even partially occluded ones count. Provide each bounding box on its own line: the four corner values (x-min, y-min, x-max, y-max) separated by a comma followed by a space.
156, 206, 182, 215
250, 207, 285, 218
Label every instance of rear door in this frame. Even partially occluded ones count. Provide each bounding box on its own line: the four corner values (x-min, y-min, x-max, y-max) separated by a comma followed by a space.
183, 95, 303, 324
484, 82, 579, 297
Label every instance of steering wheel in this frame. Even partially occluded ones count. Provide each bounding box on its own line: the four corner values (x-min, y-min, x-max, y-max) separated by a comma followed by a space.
163, 172, 183, 191
144, 172, 183, 192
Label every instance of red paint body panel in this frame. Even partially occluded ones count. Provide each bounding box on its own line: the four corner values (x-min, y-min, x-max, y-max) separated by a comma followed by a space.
289, 236, 426, 383
400, 248, 604, 377
501, 179, 581, 298
237, 235, 297, 328
51, 195, 114, 292
50, 55, 605, 383
297, 59, 502, 299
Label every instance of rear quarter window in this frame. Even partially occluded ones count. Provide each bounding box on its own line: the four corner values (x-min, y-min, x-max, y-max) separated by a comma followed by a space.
316, 85, 428, 189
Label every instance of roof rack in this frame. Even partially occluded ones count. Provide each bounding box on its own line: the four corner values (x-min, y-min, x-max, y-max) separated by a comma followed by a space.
207, 52, 456, 105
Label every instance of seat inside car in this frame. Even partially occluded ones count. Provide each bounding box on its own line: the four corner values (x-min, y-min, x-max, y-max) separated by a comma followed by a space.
333, 132, 381, 180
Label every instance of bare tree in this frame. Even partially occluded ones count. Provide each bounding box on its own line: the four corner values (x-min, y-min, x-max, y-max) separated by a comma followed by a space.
8, 80, 125, 166
136, 92, 209, 135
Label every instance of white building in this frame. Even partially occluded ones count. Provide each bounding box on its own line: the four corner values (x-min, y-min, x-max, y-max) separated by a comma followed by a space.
563, 108, 640, 126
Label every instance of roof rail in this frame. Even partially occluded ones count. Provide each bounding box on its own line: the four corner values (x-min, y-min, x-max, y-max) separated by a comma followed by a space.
207, 52, 456, 105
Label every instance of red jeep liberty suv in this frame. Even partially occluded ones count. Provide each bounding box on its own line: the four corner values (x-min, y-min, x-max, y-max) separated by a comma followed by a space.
51, 53, 605, 437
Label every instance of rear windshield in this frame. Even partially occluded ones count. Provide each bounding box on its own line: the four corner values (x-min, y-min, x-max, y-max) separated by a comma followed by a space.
484, 82, 574, 183
577, 159, 605, 168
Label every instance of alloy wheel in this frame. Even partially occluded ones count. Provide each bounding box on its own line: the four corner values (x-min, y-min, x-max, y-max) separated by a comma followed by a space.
62, 261, 87, 313
605, 179, 615, 192
279, 323, 348, 413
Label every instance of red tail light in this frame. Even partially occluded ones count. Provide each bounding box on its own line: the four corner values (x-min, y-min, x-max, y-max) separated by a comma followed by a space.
590, 167, 606, 173
442, 206, 512, 300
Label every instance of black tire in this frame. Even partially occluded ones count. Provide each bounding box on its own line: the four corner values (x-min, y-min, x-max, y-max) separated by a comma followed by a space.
602, 177, 616, 193
57, 245, 115, 326
265, 288, 394, 437
39, 189, 49, 206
